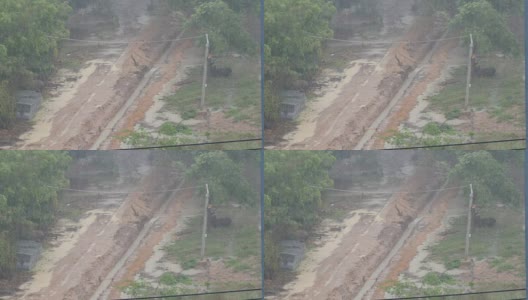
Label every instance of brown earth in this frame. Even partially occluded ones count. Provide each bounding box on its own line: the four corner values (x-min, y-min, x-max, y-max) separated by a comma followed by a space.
107, 37, 193, 149
18, 166, 181, 300
372, 38, 459, 148
195, 110, 260, 136
13, 11, 183, 150
371, 188, 454, 299
461, 110, 525, 137
107, 188, 192, 299
280, 17, 441, 150
281, 164, 442, 299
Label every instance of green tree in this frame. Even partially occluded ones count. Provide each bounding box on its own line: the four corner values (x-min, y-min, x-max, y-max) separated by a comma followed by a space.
186, 151, 256, 205
182, 0, 256, 54
263, 151, 335, 280
264, 0, 335, 125
0, 151, 72, 235
0, 151, 71, 278
0, 0, 72, 126
0, 0, 72, 78
448, 151, 521, 207
264, 0, 335, 84
264, 151, 335, 232
449, 0, 520, 56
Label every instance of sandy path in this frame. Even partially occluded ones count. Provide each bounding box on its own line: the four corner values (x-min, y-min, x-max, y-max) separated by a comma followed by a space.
101, 30, 193, 149
280, 211, 379, 299
370, 189, 455, 299
370, 40, 458, 150
278, 165, 440, 300
277, 13, 441, 150
106, 186, 200, 299
14, 212, 108, 299
10, 166, 181, 300
13, 9, 181, 150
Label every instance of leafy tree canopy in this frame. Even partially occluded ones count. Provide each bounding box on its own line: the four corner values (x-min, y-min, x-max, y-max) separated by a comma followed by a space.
0, 151, 71, 278
448, 151, 521, 207
0, 0, 72, 79
169, 0, 257, 55
264, 151, 335, 232
186, 151, 256, 206
264, 0, 335, 84
449, 0, 520, 56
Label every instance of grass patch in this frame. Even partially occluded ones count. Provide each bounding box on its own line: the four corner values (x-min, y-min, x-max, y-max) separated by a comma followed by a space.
163, 57, 260, 123
385, 278, 462, 298
422, 272, 456, 286
428, 57, 525, 125
119, 128, 198, 148
466, 132, 525, 150
159, 122, 193, 136
225, 257, 252, 273
489, 257, 515, 273
159, 272, 192, 286
386, 125, 463, 148
225, 107, 251, 122
201, 131, 260, 150
429, 208, 524, 271
163, 206, 260, 269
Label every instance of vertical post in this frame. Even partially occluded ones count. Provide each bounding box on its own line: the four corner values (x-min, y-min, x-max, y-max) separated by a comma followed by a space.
200, 34, 209, 109
464, 183, 474, 259
201, 184, 209, 259
465, 34, 473, 110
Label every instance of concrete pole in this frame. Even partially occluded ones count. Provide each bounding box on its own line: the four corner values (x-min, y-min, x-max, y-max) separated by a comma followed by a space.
464, 183, 473, 259
201, 183, 209, 259
200, 34, 209, 109
464, 34, 473, 110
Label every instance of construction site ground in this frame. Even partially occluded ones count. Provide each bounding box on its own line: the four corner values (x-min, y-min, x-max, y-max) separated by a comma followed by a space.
266, 0, 525, 150
0, 0, 261, 150
266, 156, 525, 300
1, 153, 261, 300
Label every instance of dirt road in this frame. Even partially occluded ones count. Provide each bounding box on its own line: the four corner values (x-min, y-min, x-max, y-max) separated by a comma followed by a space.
9, 1, 191, 150
272, 1, 459, 150
275, 162, 442, 300
92, 179, 192, 300
9, 162, 185, 300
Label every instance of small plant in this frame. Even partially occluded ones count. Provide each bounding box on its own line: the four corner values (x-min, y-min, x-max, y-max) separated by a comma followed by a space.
446, 108, 461, 119
445, 259, 461, 270
423, 272, 455, 286
182, 109, 197, 120
182, 258, 197, 270
159, 122, 193, 136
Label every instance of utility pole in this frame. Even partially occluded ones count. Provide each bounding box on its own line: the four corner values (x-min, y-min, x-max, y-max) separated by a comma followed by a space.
200, 34, 209, 109
464, 183, 474, 260
200, 183, 209, 259
464, 34, 473, 110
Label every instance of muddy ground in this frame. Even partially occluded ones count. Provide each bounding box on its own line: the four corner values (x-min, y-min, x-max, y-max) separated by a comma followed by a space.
268, 0, 525, 150
1, 151, 261, 300
267, 152, 525, 300
1, 153, 185, 300
2, 0, 260, 150
266, 152, 456, 300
